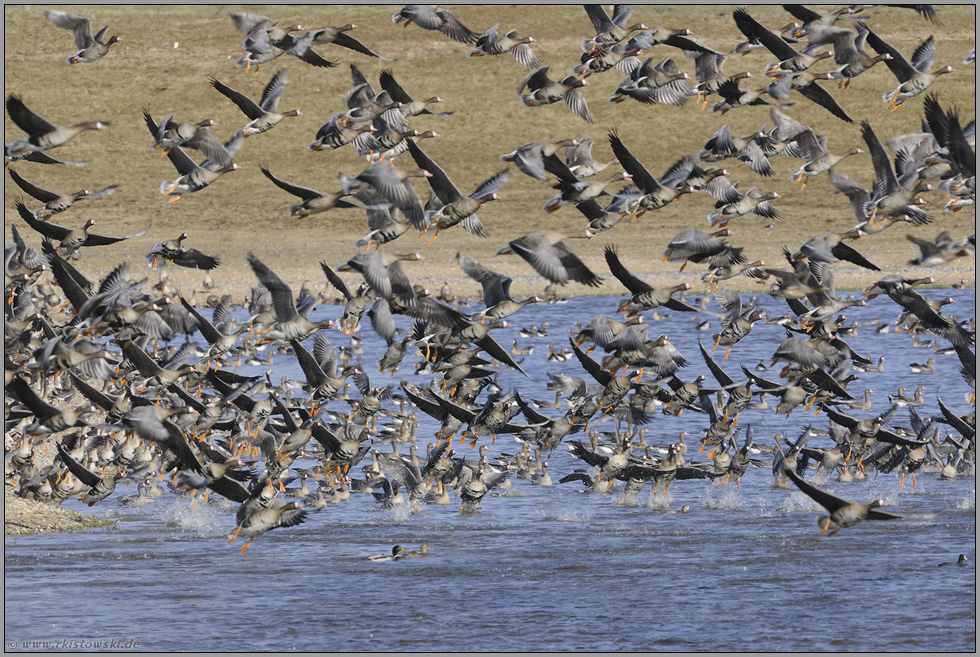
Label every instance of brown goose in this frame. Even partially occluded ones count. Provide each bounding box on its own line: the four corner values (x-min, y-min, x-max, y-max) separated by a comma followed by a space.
7, 168, 118, 219
210, 69, 301, 137
45, 10, 120, 64
5, 95, 109, 155
228, 500, 307, 553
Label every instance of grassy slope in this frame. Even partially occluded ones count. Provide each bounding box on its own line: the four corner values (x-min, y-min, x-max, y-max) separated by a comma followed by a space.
3, 4, 975, 304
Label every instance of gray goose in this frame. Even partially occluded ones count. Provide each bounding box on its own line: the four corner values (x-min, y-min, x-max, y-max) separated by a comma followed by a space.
582, 4, 648, 53
7, 167, 118, 219
830, 23, 894, 88
495, 230, 602, 288
5, 94, 109, 155
789, 128, 863, 190
501, 138, 580, 181
455, 251, 541, 323
246, 252, 337, 341
15, 200, 149, 258
405, 140, 508, 243
518, 66, 593, 124
45, 10, 120, 64
210, 69, 301, 137
259, 166, 363, 218
391, 5, 479, 44
142, 108, 231, 166
782, 465, 904, 536
859, 120, 933, 226
470, 23, 541, 68
864, 30, 955, 110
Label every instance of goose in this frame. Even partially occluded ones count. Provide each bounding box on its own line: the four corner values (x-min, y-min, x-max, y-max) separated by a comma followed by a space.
5, 95, 109, 155
391, 5, 478, 43
45, 10, 120, 64
470, 23, 541, 68
501, 138, 580, 181
145, 233, 220, 271
860, 121, 934, 228
406, 140, 508, 243
732, 7, 836, 79
307, 23, 391, 60
15, 201, 149, 258
564, 137, 618, 179
830, 23, 894, 88
604, 245, 698, 317
259, 166, 363, 218
339, 162, 431, 233
246, 252, 337, 341
495, 230, 602, 287
518, 66, 593, 124
152, 125, 242, 203
230, 13, 306, 74
608, 130, 695, 217
456, 252, 541, 323
378, 69, 451, 119
210, 69, 301, 137
142, 109, 230, 165
581, 4, 648, 53
788, 129, 863, 190
909, 358, 935, 373
864, 30, 955, 110
307, 112, 376, 152
6, 168, 118, 219
782, 465, 905, 536
227, 501, 307, 553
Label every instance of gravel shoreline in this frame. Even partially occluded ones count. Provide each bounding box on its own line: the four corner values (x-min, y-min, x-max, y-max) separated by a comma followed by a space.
5, 485, 115, 536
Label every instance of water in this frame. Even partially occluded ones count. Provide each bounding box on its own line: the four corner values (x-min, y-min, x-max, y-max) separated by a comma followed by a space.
5, 287, 976, 651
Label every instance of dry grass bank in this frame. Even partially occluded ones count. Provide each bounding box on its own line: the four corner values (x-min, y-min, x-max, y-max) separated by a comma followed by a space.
4, 4, 975, 304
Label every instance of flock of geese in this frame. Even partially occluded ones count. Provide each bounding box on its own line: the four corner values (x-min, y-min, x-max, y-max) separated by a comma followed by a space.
3, 5, 976, 553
